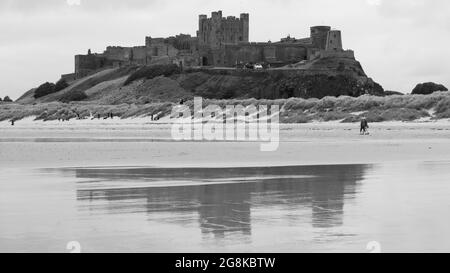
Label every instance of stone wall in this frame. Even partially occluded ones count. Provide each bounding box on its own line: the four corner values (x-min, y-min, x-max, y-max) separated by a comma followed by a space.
131, 46, 147, 65
74, 54, 106, 78
222, 43, 308, 67
102, 46, 147, 65
60, 73, 77, 83
319, 50, 354, 59
145, 35, 199, 66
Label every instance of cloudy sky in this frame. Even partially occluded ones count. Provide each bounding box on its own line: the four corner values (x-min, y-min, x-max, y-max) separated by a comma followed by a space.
0, 0, 449, 99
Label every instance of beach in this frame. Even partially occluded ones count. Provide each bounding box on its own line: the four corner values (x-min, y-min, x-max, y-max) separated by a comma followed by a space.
1, 118, 450, 168
1, 119, 450, 252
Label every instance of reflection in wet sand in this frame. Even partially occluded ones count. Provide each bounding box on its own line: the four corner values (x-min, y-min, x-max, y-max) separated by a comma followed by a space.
72, 165, 369, 239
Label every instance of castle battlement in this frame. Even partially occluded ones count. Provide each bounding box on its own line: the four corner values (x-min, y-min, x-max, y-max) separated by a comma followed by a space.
198, 11, 248, 21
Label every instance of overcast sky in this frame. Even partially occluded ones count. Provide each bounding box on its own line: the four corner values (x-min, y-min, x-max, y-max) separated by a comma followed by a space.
0, 0, 449, 99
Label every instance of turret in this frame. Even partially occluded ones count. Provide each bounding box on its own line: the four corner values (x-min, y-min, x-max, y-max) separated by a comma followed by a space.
325, 30, 343, 51
310, 26, 331, 50
199, 14, 207, 31
240, 13, 249, 42
211, 10, 222, 20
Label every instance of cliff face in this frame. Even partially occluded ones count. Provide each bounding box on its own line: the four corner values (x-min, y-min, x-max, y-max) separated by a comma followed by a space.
178, 71, 383, 100
178, 56, 384, 100
16, 56, 384, 104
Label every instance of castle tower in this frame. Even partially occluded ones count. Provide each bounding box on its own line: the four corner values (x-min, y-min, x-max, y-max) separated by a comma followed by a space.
310, 26, 331, 50
198, 14, 207, 38
325, 30, 343, 51
197, 11, 249, 48
240, 13, 249, 43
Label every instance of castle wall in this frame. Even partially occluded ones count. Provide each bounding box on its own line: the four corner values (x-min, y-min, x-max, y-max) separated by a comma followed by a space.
274, 45, 308, 63
103, 46, 131, 62
74, 54, 106, 78
222, 43, 308, 67
320, 50, 354, 59
223, 45, 263, 65
131, 47, 147, 65
148, 43, 178, 58
148, 56, 171, 65
145, 35, 199, 66
60, 73, 77, 83
173, 52, 200, 68
146, 34, 200, 67
146, 35, 197, 51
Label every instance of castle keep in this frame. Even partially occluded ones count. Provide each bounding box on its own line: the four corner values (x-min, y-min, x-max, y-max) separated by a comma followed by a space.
67, 11, 354, 80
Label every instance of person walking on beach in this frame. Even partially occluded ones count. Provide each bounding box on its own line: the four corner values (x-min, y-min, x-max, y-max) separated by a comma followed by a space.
360, 117, 369, 135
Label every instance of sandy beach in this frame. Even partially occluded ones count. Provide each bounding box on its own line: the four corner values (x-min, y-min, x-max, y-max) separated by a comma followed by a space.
2, 119, 450, 253
1, 118, 450, 168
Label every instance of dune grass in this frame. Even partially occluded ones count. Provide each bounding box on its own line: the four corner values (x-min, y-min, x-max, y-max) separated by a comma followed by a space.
1, 92, 449, 123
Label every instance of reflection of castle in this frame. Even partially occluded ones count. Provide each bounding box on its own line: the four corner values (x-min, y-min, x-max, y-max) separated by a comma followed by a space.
65, 11, 355, 80
74, 164, 369, 239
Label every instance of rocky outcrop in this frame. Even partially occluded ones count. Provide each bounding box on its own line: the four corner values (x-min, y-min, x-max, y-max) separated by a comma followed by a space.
179, 58, 384, 100
177, 71, 384, 100
412, 82, 448, 95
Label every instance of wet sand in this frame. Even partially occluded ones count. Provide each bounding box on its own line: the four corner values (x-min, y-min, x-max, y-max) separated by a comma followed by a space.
1, 119, 450, 168
1, 120, 450, 252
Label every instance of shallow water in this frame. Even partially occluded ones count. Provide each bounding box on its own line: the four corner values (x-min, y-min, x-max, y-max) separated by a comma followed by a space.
1, 159, 450, 252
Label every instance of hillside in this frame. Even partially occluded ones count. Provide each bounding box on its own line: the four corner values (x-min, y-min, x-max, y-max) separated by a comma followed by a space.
16, 56, 384, 105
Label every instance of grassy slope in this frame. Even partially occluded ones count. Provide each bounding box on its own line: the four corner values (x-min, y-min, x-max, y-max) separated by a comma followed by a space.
15, 66, 139, 104
15, 57, 384, 107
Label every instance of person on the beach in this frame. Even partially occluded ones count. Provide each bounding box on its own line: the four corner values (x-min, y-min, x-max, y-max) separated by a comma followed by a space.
11, 120, 14, 126
360, 118, 369, 135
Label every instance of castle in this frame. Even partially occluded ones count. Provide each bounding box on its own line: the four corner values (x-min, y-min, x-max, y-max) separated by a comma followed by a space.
63, 11, 355, 81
